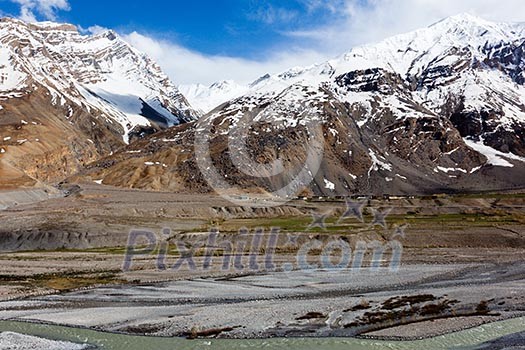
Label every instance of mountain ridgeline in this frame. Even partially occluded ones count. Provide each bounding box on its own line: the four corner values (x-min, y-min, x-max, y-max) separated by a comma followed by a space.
1, 15, 525, 195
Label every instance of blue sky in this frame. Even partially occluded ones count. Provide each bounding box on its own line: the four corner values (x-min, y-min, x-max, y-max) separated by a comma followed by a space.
66, 0, 349, 59
1, 0, 524, 85
1, 0, 350, 59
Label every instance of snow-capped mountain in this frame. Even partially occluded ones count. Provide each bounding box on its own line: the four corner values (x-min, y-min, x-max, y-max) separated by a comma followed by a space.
76, 14, 525, 195
197, 13, 525, 120
185, 14, 525, 128
231, 13, 525, 157
179, 80, 248, 114
0, 18, 199, 137
0, 17, 199, 188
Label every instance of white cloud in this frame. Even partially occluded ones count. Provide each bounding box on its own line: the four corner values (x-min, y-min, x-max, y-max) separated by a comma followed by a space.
248, 4, 298, 25
18, 6, 36, 22
299, 0, 346, 14
10, 0, 70, 22
122, 31, 327, 86
86, 25, 109, 35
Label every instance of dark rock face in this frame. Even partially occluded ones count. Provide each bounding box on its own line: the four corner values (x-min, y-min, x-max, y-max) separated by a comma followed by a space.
335, 69, 406, 94
450, 110, 493, 138
484, 126, 525, 157
450, 110, 525, 156
128, 125, 160, 143
483, 40, 525, 85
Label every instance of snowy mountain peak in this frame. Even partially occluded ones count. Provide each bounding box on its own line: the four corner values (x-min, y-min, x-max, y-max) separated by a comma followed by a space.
0, 17, 76, 32
209, 80, 237, 89
428, 12, 523, 43
187, 14, 525, 114
179, 80, 248, 114
329, 15, 525, 78
438, 12, 492, 25
0, 17, 199, 142
188, 13, 525, 176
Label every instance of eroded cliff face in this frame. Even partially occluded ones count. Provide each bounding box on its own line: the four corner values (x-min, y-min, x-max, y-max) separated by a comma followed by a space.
0, 84, 124, 188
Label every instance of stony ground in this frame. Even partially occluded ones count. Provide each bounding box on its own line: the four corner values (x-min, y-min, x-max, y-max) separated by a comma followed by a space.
0, 184, 524, 339
1, 259, 525, 339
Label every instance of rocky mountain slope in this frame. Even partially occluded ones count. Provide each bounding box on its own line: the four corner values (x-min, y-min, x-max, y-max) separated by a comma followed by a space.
69, 14, 525, 195
0, 18, 199, 188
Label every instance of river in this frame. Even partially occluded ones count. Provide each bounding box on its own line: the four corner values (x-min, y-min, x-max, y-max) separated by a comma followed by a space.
0, 317, 524, 349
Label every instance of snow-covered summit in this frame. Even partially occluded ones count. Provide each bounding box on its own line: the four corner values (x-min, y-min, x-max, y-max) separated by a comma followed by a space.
0, 17, 199, 142
259, 13, 524, 87
179, 80, 248, 114
191, 14, 525, 114
329, 13, 525, 77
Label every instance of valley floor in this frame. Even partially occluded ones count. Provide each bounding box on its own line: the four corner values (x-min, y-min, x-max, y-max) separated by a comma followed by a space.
0, 184, 524, 339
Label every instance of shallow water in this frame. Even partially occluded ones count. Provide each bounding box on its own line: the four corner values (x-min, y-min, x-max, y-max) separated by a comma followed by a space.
0, 317, 524, 350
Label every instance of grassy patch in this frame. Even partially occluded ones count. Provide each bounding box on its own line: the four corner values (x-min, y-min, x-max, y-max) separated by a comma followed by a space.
0, 270, 124, 292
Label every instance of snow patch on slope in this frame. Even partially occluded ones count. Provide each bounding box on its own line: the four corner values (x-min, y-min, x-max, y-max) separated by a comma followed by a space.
0, 47, 26, 92
465, 138, 525, 167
